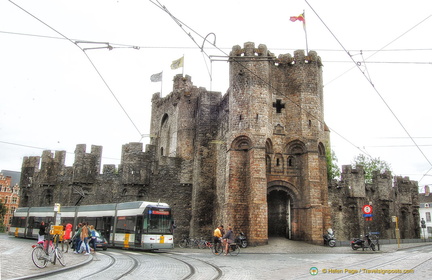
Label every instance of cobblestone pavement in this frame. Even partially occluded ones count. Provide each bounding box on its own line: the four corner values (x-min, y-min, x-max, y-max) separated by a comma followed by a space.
1, 233, 431, 280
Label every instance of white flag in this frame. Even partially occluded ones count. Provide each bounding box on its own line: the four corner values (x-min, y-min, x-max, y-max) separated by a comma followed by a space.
150, 72, 163, 82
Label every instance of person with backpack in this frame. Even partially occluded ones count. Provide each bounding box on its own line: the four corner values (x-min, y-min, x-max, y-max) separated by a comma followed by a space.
72, 223, 82, 253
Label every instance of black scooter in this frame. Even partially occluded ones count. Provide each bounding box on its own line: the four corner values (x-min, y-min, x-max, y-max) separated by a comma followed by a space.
323, 229, 336, 247
351, 235, 375, 251
235, 231, 248, 248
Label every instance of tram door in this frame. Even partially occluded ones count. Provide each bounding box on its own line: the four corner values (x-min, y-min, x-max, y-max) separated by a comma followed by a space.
26, 217, 34, 238
102, 216, 112, 243
135, 215, 143, 247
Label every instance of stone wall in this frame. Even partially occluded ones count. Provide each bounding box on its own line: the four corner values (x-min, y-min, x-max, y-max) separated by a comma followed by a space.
329, 165, 420, 240
18, 42, 419, 244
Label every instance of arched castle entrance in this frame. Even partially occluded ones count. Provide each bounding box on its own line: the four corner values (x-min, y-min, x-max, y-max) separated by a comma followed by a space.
267, 181, 299, 239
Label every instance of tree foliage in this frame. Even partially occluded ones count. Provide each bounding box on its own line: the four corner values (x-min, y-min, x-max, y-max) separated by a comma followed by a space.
0, 201, 7, 232
326, 149, 341, 182
352, 154, 392, 183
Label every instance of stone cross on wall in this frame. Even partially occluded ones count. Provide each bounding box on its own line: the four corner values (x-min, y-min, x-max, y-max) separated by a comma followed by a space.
273, 99, 285, 113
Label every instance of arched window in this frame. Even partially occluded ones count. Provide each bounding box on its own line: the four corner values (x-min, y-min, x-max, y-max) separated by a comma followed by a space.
288, 156, 295, 167
318, 142, 326, 157
274, 153, 284, 173
231, 136, 252, 151
266, 155, 271, 173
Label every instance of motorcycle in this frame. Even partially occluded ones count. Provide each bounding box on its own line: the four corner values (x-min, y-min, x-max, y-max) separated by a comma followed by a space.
235, 231, 248, 248
323, 228, 336, 247
351, 234, 375, 251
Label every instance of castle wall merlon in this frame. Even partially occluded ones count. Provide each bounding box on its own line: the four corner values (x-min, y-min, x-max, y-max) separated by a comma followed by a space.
173, 74, 194, 94
72, 144, 102, 183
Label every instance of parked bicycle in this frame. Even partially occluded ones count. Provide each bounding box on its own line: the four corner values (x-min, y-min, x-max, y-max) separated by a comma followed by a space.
178, 236, 208, 249
212, 240, 240, 256
32, 234, 66, 268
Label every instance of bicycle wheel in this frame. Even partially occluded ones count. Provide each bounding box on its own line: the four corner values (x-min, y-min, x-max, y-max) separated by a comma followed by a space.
197, 240, 206, 249
178, 239, 188, 248
370, 243, 376, 251
229, 243, 240, 256
32, 246, 48, 268
212, 242, 223, 255
56, 248, 66, 266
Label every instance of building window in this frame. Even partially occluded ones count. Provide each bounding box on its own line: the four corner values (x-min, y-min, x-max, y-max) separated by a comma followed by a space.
12, 197, 17, 204
426, 212, 431, 222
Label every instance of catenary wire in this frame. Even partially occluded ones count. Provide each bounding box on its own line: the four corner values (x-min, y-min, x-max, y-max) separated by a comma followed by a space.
152, 0, 432, 181
1, 30, 431, 65
324, 13, 432, 86
149, 0, 373, 159
304, 0, 432, 181
0, 141, 121, 161
8, 0, 143, 138
5, 1, 430, 180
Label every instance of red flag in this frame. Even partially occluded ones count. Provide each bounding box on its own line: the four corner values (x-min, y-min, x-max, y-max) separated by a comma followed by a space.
290, 13, 305, 23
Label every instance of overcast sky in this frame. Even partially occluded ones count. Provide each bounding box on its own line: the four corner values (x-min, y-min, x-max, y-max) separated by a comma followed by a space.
1, 0, 431, 191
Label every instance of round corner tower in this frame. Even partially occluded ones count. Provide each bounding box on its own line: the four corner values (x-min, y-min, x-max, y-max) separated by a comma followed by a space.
223, 42, 330, 245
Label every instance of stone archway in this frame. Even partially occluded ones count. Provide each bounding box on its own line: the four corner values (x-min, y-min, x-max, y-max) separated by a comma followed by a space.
267, 181, 299, 239
268, 189, 292, 238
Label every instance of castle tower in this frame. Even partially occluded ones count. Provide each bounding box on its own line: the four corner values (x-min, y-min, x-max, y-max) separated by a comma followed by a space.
224, 42, 330, 244
224, 42, 272, 245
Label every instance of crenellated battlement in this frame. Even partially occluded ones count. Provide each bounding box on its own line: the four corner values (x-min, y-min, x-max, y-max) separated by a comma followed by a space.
229, 42, 322, 67
330, 165, 419, 240
18, 41, 419, 244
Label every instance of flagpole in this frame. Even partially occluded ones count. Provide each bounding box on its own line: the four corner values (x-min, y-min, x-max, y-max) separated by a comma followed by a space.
160, 71, 163, 97
303, 10, 309, 54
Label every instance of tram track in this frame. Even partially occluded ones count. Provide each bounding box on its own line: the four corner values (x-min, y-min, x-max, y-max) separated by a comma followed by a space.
162, 251, 224, 280
26, 249, 224, 280
333, 246, 432, 280
79, 251, 140, 280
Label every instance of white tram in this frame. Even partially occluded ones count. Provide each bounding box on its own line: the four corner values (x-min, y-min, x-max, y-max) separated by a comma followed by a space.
9, 201, 174, 250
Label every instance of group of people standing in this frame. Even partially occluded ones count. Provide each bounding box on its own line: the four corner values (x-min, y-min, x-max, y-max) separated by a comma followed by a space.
213, 225, 235, 255
72, 222, 97, 255
37, 221, 97, 255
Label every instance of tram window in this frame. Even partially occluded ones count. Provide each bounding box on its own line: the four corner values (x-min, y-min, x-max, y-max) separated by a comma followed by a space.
84, 218, 96, 227
115, 216, 135, 234
61, 218, 74, 226
146, 208, 172, 234
11, 217, 26, 228
33, 217, 53, 228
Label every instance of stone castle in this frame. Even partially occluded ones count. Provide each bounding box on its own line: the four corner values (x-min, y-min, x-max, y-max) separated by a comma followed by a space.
18, 42, 419, 244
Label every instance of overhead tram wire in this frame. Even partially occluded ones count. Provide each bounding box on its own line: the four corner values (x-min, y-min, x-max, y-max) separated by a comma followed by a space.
0, 140, 121, 161
2, 30, 431, 60
8, 0, 143, 139
324, 13, 432, 86
149, 0, 372, 159
305, 0, 432, 178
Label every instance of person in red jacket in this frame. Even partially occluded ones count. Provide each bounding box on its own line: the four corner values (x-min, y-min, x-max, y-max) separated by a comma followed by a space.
62, 223, 73, 253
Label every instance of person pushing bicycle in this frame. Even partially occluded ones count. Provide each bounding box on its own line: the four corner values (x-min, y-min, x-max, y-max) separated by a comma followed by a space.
213, 225, 224, 249
222, 226, 234, 256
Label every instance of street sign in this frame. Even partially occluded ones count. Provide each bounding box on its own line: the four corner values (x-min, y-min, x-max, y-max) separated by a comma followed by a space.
362, 204, 373, 214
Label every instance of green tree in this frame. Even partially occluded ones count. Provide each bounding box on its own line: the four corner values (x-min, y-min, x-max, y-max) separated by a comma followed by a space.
352, 154, 392, 184
0, 201, 7, 232
326, 149, 341, 182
